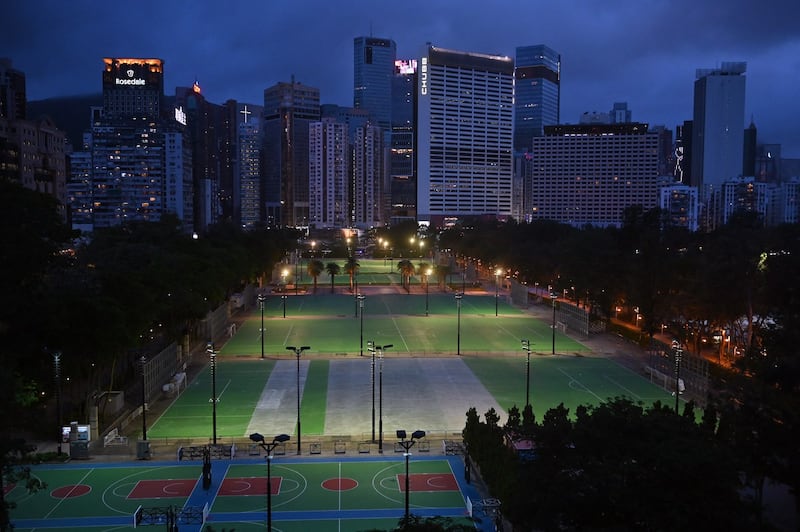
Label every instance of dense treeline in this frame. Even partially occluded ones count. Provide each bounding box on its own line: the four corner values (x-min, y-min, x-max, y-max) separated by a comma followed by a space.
0, 181, 295, 443
445, 212, 799, 529
439, 211, 800, 395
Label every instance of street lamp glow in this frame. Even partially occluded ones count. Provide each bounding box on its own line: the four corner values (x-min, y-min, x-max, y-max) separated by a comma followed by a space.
495, 267, 503, 317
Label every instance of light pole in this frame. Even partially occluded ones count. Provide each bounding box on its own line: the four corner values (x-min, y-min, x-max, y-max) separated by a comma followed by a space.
249, 432, 290, 531
376, 344, 393, 453
672, 340, 683, 413
495, 267, 502, 317
53, 352, 63, 454
286, 345, 310, 455
358, 295, 366, 357
139, 355, 147, 442
397, 429, 426, 523
368, 341, 376, 442
521, 340, 532, 409
258, 294, 266, 359
425, 267, 432, 316
551, 292, 557, 355
455, 293, 463, 356
281, 295, 287, 319
206, 342, 218, 445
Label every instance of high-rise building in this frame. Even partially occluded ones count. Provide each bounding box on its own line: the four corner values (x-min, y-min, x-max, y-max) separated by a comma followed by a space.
690, 62, 747, 192
263, 80, 320, 228
309, 118, 348, 229
234, 102, 263, 229
354, 37, 396, 132
175, 82, 222, 231
513, 45, 560, 152
0, 58, 26, 120
389, 59, 417, 224
353, 122, 384, 228
0, 59, 67, 206
659, 183, 699, 231
528, 123, 665, 227
67, 58, 193, 232
417, 45, 514, 227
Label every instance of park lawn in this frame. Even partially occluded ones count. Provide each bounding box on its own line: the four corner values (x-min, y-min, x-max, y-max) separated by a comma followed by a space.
302, 360, 329, 435
148, 360, 274, 439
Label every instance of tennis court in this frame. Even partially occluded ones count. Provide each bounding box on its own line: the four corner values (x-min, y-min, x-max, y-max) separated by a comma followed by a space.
8, 455, 477, 532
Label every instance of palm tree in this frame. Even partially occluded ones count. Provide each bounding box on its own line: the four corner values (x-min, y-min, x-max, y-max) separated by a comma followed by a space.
418, 261, 430, 289
307, 259, 324, 293
344, 256, 360, 292
436, 264, 451, 291
397, 259, 415, 292
326, 262, 341, 294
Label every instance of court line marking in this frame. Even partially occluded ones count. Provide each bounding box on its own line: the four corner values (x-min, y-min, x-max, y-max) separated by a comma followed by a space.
283, 324, 295, 345
557, 367, 604, 402
45, 469, 93, 519
390, 316, 411, 353
604, 375, 642, 401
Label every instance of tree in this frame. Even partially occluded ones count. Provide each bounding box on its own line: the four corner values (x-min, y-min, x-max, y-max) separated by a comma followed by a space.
307, 259, 324, 293
344, 257, 359, 292
325, 262, 341, 294
397, 259, 415, 292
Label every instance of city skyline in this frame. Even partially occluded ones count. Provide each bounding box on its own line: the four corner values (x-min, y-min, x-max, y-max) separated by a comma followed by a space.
4, 0, 799, 158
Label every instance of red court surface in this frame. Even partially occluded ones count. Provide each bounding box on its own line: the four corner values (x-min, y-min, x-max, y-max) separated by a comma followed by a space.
127, 479, 197, 499
218, 476, 283, 496
397, 473, 458, 492
51, 485, 91, 498
321, 477, 358, 491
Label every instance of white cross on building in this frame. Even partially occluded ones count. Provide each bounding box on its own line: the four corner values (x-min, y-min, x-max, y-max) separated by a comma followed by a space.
240, 105, 252, 123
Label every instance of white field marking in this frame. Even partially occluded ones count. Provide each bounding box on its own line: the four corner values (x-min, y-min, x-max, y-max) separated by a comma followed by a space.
390, 316, 411, 353
45, 469, 94, 518
557, 367, 604, 402
604, 375, 642, 401
216, 379, 232, 401
270, 465, 307, 508
283, 323, 295, 345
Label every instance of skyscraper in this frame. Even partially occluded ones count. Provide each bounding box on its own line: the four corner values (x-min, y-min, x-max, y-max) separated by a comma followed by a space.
690, 62, 747, 192
417, 45, 514, 226
513, 45, 560, 152
263, 80, 320, 228
389, 59, 417, 224
353, 37, 396, 131
309, 118, 347, 229
353, 122, 384, 228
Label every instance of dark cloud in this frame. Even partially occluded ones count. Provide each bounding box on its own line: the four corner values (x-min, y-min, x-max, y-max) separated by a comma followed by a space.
3, 0, 799, 156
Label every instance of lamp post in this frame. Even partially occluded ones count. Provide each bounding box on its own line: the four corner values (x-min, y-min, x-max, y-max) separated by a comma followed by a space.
286, 346, 310, 455
249, 432, 290, 531
139, 355, 147, 442
358, 295, 366, 357
672, 340, 683, 413
368, 341, 376, 442
376, 344, 393, 453
495, 267, 502, 317
258, 294, 266, 359
521, 339, 532, 408
455, 293, 463, 356
281, 295, 287, 319
425, 267, 432, 316
397, 429, 426, 523
550, 292, 557, 355
53, 352, 63, 454
206, 342, 218, 445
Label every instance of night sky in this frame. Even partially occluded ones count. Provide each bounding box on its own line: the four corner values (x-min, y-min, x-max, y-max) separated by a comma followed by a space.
5, 0, 800, 156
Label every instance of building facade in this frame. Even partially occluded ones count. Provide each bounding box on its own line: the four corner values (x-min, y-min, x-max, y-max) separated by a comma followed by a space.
389, 59, 417, 224
353, 122, 384, 228
309, 118, 348, 229
417, 45, 514, 227
513, 45, 560, 152
353, 36, 396, 132
690, 62, 747, 194
528, 123, 664, 227
263, 80, 320, 228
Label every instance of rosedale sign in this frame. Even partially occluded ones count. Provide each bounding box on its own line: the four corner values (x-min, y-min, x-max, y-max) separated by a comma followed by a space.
115, 68, 146, 86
